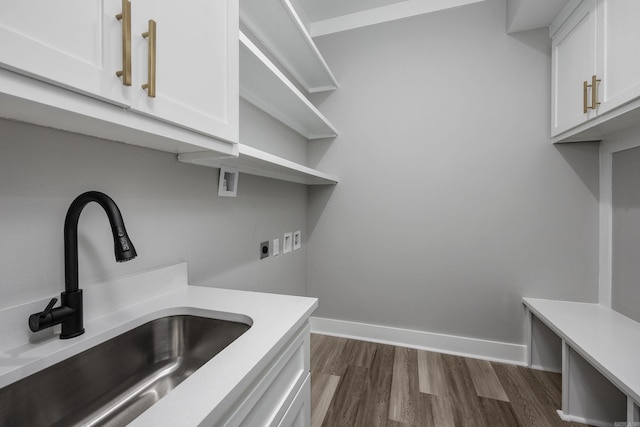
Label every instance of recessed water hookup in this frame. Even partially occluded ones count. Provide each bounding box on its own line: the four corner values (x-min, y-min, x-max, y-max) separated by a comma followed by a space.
218, 166, 239, 197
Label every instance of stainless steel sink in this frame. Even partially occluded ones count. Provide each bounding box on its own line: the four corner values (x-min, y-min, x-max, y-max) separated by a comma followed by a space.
0, 315, 250, 426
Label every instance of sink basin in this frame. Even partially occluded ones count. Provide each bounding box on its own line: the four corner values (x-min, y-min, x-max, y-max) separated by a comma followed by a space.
0, 314, 251, 426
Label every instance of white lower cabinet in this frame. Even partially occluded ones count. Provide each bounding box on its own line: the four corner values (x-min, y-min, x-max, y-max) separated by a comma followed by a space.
278, 375, 310, 427
222, 322, 311, 427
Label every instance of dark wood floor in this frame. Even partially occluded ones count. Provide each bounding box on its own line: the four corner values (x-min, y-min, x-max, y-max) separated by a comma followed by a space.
310, 334, 589, 427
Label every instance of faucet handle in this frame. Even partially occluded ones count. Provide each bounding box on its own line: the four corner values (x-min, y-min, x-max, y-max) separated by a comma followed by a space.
40, 298, 58, 319
29, 297, 58, 332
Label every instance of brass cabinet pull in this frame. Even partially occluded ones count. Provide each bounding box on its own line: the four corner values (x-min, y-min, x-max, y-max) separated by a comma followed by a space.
142, 20, 156, 98
115, 0, 132, 86
583, 75, 602, 113
591, 74, 601, 110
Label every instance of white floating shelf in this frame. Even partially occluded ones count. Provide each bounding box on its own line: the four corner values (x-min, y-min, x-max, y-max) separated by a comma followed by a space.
178, 144, 338, 185
239, 32, 337, 140
240, 0, 338, 93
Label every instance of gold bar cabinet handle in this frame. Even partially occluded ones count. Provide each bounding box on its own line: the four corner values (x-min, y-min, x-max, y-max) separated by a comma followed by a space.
142, 20, 157, 98
591, 75, 601, 110
583, 80, 588, 114
115, 0, 132, 86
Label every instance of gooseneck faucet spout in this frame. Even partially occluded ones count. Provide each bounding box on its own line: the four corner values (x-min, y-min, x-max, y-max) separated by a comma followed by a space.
29, 191, 137, 339
64, 191, 137, 293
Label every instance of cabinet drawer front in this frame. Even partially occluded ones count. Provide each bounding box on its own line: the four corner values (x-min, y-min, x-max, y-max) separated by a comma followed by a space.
277, 374, 310, 427
223, 322, 310, 427
239, 331, 308, 426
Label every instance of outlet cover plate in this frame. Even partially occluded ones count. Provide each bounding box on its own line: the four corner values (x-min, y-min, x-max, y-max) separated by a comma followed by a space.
293, 230, 301, 250
283, 232, 292, 254
260, 241, 269, 259
273, 238, 280, 256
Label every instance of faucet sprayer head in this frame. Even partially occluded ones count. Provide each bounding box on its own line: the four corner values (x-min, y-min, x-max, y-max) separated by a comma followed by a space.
113, 226, 137, 262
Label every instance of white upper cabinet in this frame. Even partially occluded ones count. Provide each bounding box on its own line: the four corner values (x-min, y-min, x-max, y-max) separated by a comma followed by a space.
0, 0, 238, 153
0, 0, 128, 106
551, 0, 640, 142
595, 0, 640, 116
129, 0, 239, 142
551, 0, 597, 136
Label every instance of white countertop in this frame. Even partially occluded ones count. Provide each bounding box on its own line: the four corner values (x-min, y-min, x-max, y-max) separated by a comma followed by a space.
523, 297, 640, 404
0, 263, 318, 426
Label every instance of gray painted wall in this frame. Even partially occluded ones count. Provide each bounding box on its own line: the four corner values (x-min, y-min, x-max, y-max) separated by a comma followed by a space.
307, 0, 599, 345
0, 111, 308, 310
612, 139, 640, 322
240, 98, 308, 164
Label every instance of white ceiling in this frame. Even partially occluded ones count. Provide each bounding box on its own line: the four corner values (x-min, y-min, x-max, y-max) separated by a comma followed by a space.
293, 0, 569, 36
507, 0, 569, 33
296, 0, 406, 22
298, 0, 485, 37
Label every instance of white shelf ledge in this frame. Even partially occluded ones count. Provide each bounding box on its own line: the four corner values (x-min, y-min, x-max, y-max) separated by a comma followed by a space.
239, 32, 337, 140
178, 144, 338, 185
240, 0, 338, 93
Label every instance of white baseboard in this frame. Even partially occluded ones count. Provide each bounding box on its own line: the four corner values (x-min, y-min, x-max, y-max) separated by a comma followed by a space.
530, 363, 563, 374
310, 317, 527, 366
557, 410, 613, 427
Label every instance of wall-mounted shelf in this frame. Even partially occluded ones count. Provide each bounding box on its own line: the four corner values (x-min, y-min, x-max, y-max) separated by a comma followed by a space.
240, 0, 338, 93
178, 144, 338, 185
239, 32, 337, 140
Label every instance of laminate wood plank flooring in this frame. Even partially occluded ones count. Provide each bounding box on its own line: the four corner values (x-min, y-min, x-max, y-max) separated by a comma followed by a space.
312, 334, 349, 376
322, 365, 369, 426
420, 394, 455, 426
440, 354, 485, 426
357, 342, 395, 426
312, 373, 341, 427
311, 334, 589, 427
417, 351, 446, 396
465, 358, 510, 402
389, 346, 420, 424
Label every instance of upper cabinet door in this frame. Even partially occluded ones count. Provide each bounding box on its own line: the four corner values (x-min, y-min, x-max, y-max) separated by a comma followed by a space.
129, 0, 239, 143
0, 0, 129, 106
551, 0, 597, 137
596, 0, 640, 115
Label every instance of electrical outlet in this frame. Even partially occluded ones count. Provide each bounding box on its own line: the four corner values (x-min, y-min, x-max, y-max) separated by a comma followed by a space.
293, 230, 301, 250
283, 232, 292, 254
273, 238, 280, 256
260, 241, 269, 259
